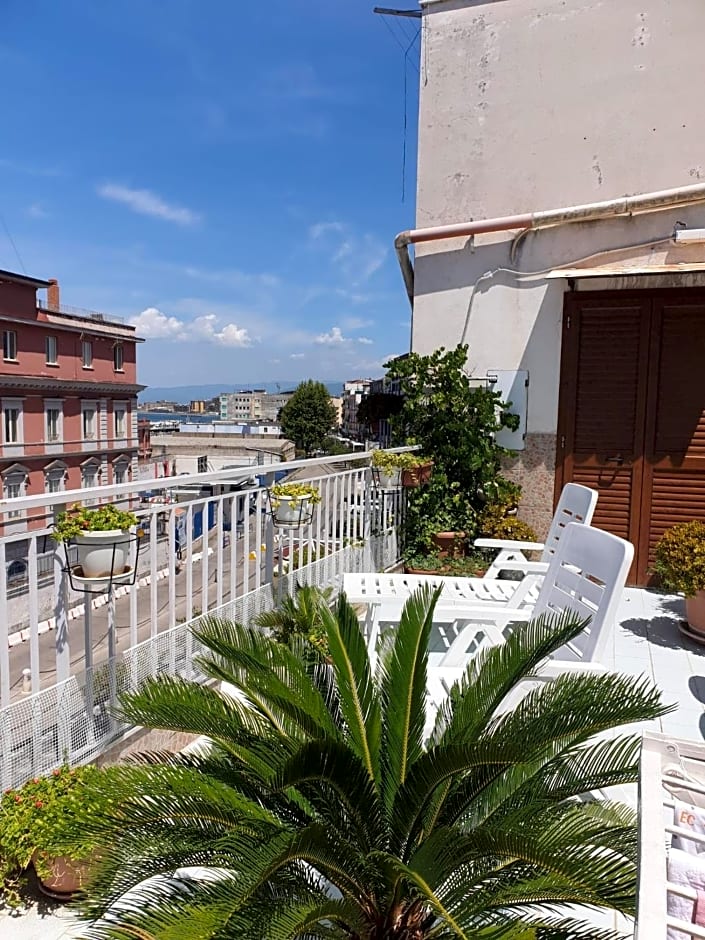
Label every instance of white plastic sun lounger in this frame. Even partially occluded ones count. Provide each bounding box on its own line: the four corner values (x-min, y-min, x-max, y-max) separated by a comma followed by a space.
425, 522, 634, 711
474, 481, 598, 579
344, 483, 598, 652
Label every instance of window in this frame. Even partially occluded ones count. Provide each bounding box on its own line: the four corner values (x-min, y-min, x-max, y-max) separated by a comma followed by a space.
2, 466, 28, 520
114, 463, 128, 485
5, 481, 21, 518
46, 476, 62, 494
45, 335, 58, 365
83, 407, 95, 440
81, 463, 99, 494
46, 408, 60, 442
197, 455, 208, 473
114, 408, 126, 439
82, 340, 93, 368
4, 407, 19, 444
3, 330, 17, 361
44, 463, 66, 507
113, 344, 124, 371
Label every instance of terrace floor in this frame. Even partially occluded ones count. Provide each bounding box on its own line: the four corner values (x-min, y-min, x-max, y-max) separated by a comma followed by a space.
3, 586, 702, 940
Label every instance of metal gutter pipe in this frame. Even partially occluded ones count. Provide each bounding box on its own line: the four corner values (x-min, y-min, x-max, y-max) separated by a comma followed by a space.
395, 182, 705, 307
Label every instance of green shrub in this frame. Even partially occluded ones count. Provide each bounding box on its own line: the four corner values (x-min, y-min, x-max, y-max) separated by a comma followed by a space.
479, 502, 538, 543
0, 764, 112, 906
653, 520, 705, 596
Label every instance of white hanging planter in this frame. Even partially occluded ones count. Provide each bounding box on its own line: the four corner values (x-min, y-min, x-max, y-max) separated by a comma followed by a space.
72, 529, 132, 580
272, 495, 314, 527
374, 469, 401, 490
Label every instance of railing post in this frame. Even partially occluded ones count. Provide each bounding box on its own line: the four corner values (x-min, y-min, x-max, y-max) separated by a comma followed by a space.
264, 472, 275, 595
363, 464, 374, 571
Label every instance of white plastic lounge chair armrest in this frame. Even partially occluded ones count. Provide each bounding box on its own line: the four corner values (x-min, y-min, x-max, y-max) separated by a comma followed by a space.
474, 537, 546, 552
492, 560, 550, 575
440, 605, 532, 626
439, 612, 529, 667
537, 660, 608, 679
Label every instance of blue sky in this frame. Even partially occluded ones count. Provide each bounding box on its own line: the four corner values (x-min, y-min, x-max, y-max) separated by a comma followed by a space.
0, 0, 420, 388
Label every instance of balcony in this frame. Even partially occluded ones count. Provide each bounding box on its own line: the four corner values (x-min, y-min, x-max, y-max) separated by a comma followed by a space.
0, 451, 408, 789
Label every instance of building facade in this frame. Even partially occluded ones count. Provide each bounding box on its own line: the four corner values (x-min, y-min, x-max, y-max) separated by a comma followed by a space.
0, 270, 144, 531
408, 0, 705, 584
341, 380, 372, 441
219, 390, 294, 422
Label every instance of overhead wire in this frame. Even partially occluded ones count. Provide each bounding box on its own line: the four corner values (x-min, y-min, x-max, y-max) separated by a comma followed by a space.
0, 211, 27, 274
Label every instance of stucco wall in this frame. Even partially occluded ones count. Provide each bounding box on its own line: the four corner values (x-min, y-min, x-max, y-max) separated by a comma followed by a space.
413, 0, 705, 436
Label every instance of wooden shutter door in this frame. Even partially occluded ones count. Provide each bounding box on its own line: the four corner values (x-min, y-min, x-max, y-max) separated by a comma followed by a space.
558, 295, 651, 581
641, 296, 705, 581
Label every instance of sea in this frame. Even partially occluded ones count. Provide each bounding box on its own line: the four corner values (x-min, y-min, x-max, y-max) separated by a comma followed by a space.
138, 412, 216, 425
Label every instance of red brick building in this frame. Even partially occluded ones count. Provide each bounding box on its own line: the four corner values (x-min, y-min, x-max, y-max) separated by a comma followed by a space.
0, 269, 144, 531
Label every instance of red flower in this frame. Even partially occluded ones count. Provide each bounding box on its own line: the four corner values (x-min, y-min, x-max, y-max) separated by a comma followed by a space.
35, 800, 43, 808
32, 777, 40, 784
14, 795, 22, 803
3, 788, 12, 795
52, 769, 61, 777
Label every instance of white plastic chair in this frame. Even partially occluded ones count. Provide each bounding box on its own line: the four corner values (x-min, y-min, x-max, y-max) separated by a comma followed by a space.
425, 522, 634, 710
475, 482, 598, 579
343, 484, 598, 652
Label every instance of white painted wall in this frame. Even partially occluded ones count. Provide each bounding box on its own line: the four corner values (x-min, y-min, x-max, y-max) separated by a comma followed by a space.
414, 0, 705, 433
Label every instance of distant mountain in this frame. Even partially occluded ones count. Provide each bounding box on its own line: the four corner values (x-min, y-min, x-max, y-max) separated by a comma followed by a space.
139, 381, 345, 403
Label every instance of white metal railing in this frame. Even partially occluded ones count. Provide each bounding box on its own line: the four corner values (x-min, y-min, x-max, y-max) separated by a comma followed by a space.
0, 451, 409, 788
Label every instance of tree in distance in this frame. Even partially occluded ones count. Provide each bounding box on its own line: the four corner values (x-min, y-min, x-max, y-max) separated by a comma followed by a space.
279, 380, 337, 456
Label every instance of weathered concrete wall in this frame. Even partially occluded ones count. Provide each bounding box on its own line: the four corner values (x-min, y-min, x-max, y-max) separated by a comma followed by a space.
413, 0, 705, 449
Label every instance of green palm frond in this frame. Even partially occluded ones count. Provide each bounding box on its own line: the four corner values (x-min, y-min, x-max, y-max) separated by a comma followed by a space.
68, 587, 664, 939
321, 594, 381, 784
378, 584, 441, 804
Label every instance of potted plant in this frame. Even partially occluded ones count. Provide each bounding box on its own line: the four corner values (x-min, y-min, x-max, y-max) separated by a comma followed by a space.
653, 520, 705, 640
269, 482, 321, 526
399, 454, 433, 488
0, 764, 110, 905
370, 449, 403, 489
370, 450, 433, 489
478, 502, 538, 543
51, 503, 138, 583
404, 551, 488, 577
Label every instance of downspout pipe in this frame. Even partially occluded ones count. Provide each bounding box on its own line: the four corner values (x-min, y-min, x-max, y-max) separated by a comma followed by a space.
395, 181, 705, 307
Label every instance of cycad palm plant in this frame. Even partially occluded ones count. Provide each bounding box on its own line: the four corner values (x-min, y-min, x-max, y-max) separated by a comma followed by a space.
254, 583, 334, 657
72, 586, 667, 939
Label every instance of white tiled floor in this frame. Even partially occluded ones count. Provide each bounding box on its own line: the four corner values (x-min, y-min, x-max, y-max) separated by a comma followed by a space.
3, 588, 702, 940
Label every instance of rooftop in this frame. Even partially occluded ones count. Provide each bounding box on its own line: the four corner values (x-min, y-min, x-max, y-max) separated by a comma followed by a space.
0, 583, 698, 939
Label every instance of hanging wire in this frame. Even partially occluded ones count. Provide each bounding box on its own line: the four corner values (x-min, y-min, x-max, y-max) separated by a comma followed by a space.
0, 211, 27, 273
401, 28, 420, 202
378, 12, 421, 202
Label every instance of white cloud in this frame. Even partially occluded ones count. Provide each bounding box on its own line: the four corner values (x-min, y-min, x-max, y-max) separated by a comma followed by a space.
27, 202, 48, 219
308, 222, 388, 284
290, 352, 305, 359
357, 337, 373, 345
309, 221, 344, 240
341, 315, 373, 330
130, 307, 250, 347
315, 326, 346, 345
97, 183, 201, 226
333, 241, 353, 262
130, 307, 186, 340
191, 314, 251, 347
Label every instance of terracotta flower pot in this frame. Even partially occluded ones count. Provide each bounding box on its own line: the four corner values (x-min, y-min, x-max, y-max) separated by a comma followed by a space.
431, 531, 466, 558
401, 462, 433, 488
33, 852, 93, 899
685, 590, 705, 642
